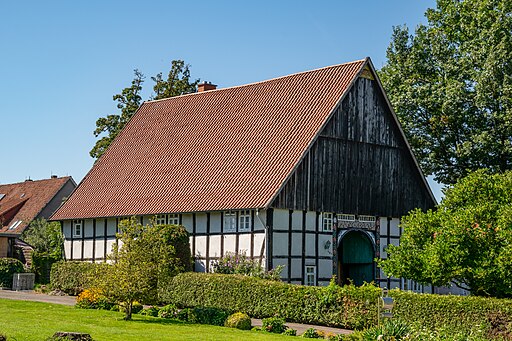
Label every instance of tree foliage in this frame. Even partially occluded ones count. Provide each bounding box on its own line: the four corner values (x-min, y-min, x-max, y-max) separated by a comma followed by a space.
94, 217, 190, 320
379, 170, 512, 298
379, 0, 512, 184
90, 70, 144, 159
22, 219, 64, 283
151, 60, 199, 100
90, 60, 199, 159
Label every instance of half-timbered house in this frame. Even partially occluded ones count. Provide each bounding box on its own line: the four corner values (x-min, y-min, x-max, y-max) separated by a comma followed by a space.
51, 58, 436, 289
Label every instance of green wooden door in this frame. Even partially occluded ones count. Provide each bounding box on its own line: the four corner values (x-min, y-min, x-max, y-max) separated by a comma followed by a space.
339, 232, 374, 286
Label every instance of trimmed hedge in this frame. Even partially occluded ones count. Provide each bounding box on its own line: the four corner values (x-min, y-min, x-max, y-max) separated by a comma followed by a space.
162, 272, 380, 330
0, 258, 24, 288
163, 272, 512, 337
390, 290, 512, 339
50, 261, 100, 295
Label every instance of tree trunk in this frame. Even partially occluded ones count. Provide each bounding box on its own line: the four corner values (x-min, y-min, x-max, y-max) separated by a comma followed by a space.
124, 301, 133, 320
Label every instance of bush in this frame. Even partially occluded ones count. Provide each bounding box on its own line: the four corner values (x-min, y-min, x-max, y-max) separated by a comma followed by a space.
158, 304, 178, 319
283, 329, 297, 336
50, 261, 100, 295
211, 251, 283, 281
131, 302, 143, 314
22, 219, 64, 284
0, 258, 24, 288
139, 306, 159, 317
301, 328, 320, 338
361, 319, 410, 341
174, 307, 229, 326
390, 289, 512, 339
176, 307, 191, 321
301, 328, 320, 339
156, 223, 193, 272
225, 312, 252, 330
262, 317, 287, 334
188, 307, 230, 326
162, 273, 380, 329
75, 288, 114, 310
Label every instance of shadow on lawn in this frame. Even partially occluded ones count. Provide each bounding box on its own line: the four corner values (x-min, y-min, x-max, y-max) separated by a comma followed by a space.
128, 316, 191, 326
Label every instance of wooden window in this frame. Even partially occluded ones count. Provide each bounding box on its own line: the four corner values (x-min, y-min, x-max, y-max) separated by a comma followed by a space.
322, 213, 333, 232
358, 215, 376, 223
337, 214, 355, 222
156, 215, 167, 225
238, 210, 251, 232
168, 214, 179, 225
223, 211, 236, 232
73, 220, 82, 238
305, 265, 316, 286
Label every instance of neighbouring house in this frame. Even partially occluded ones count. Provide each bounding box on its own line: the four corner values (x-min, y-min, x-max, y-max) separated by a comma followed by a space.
51, 58, 436, 290
0, 176, 76, 264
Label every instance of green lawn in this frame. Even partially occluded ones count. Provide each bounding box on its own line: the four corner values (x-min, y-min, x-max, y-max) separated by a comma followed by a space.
0, 299, 290, 341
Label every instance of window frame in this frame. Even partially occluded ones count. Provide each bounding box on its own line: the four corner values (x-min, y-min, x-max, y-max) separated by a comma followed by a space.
155, 214, 166, 225
358, 215, 376, 223
168, 214, 179, 225
73, 219, 82, 238
305, 265, 317, 286
322, 212, 334, 232
223, 211, 237, 232
238, 210, 251, 232
337, 213, 356, 222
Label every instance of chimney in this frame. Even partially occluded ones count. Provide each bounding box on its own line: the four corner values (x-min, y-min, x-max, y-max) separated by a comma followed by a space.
198, 81, 217, 92
51, 175, 58, 179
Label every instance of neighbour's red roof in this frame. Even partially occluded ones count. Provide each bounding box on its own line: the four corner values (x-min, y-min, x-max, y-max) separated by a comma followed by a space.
0, 177, 73, 235
52, 59, 367, 220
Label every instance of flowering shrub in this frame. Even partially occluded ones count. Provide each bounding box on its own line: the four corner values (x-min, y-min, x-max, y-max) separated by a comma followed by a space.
75, 288, 114, 310
211, 251, 283, 280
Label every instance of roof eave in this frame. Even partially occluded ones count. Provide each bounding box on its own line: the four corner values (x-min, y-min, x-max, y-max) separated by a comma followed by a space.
365, 59, 438, 206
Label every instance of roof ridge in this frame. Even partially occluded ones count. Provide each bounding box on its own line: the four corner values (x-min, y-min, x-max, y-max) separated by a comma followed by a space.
0, 176, 70, 187
145, 58, 368, 104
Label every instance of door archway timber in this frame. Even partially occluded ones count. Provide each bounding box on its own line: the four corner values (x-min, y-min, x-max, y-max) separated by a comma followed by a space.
337, 230, 375, 286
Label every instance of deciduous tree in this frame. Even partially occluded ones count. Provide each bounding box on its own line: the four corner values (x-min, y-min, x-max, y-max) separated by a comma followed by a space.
90, 60, 199, 159
379, 170, 512, 298
379, 0, 512, 184
22, 219, 64, 283
90, 70, 144, 159
94, 217, 190, 320
151, 60, 199, 100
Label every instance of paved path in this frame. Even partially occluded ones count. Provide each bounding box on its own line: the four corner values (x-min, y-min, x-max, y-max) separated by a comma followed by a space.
251, 318, 353, 336
0, 289, 75, 306
0, 289, 353, 336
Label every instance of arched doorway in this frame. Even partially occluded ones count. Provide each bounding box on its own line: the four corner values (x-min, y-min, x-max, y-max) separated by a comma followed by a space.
337, 230, 375, 286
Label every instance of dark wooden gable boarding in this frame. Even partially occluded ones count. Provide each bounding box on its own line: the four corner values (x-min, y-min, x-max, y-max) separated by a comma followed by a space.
272, 66, 435, 217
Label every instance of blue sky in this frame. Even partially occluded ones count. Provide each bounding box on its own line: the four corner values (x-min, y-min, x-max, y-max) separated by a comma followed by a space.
0, 1, 442, 200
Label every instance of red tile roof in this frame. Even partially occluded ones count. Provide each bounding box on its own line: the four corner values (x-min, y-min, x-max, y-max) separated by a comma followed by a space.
52, 59, 367, 220
0, 177, 73, 235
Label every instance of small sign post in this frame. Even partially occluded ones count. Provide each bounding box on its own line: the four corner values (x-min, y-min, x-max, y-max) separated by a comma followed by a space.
378, 289, 394, 326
